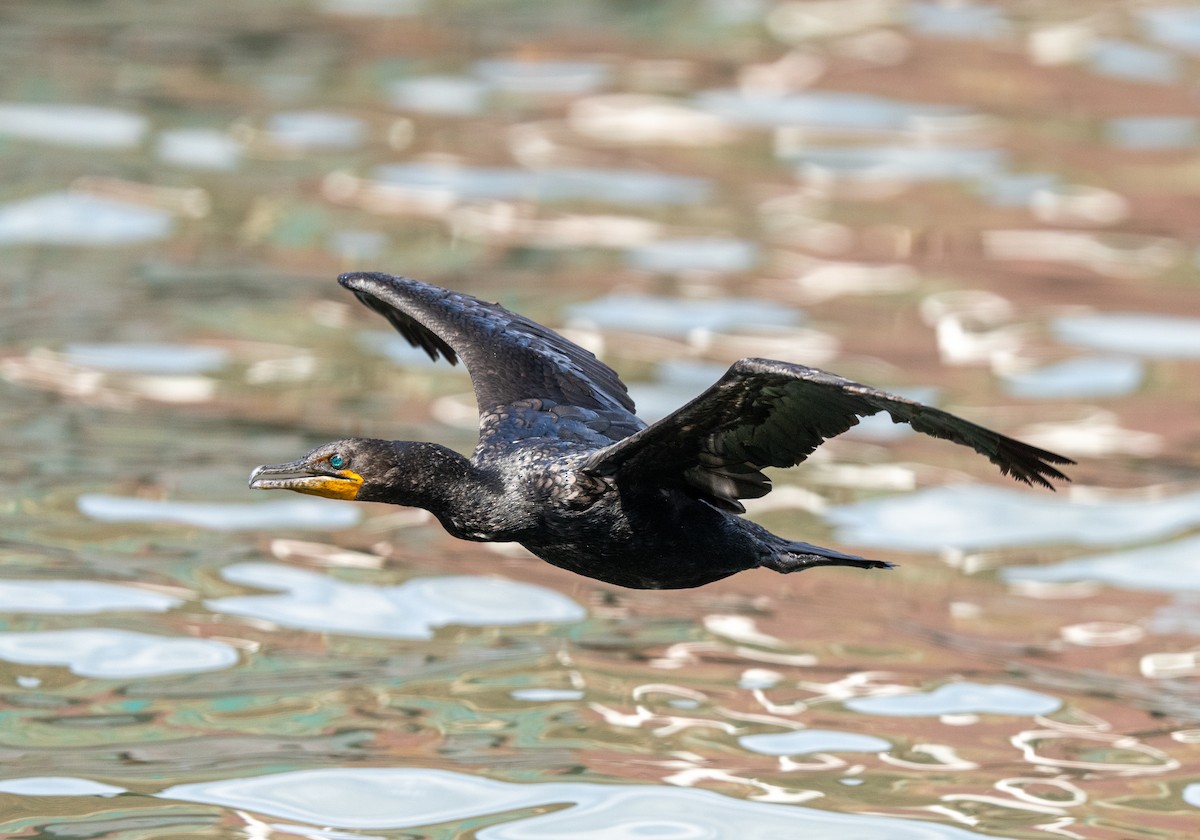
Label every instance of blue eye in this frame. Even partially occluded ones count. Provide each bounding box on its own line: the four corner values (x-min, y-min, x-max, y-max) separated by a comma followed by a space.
329, 454, 346, 469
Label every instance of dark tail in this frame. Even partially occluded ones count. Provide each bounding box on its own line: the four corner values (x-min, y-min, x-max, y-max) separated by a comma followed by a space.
763, 539, 895, 574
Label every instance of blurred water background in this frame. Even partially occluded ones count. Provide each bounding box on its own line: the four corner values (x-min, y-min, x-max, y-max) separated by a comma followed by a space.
2, 1, 1200, 837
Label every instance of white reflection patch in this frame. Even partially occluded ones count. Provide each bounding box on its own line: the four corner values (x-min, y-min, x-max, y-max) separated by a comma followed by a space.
625, 237, 759, 273
1089, 39, 1178, 83
156, 127, 242, 170
1053, 312, 1200, 357
0, 777, 126, 796
569, 94, 734, 146
1001, 356, 1143, 399
474, 59, 611, 95
389, 75, 488, 115
695, 89, 965, 130
787, 146, 1006, 182
64, 343, 230, 375
77, 495, 361, 531
0, 580, 182, 614
846, 682, 1061, 717
0, 628, 238, 678
1107, 116, 1199, 150
908, 2, 1011, 39
827, 484, 1200, 551
511, 688, 585, 702
207, 562, 585, 639
1004, 534, 1200, 592
161, 767, 994, 838
0, 191, 173, 246
739, 729, 890, 756
262, 111, 366, 149
567, 293, 799, 337
370, 163, 711, 205
0, 103, 146, 148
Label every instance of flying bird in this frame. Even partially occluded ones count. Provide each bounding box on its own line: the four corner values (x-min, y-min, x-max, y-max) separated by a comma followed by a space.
250, 273, 1073, 589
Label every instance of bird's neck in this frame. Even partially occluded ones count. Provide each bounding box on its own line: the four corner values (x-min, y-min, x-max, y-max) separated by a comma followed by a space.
366, 442, 502, 538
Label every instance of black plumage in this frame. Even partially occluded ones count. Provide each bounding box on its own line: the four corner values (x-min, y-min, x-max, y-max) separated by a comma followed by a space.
249, 273, 1074, 589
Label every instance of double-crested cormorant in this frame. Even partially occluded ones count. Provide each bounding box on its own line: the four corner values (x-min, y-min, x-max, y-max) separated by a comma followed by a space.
249, 273, 1073, 589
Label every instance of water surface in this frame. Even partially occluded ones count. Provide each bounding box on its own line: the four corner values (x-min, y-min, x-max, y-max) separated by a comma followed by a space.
1, 1, 1198, 838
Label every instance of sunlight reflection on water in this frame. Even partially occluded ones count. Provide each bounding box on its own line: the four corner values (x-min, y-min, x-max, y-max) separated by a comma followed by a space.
0, 777, 126, 796
739, 729, 891, 756
161, 767, 994, 838
626, 237, 760, 273
0, 580, 182, 614
261, 111, 367, 150
0, 103, 147, 148
390, 74, 490, 115
0, 628, 239, 678
63, 343, 230, 374
1000, 355, 1144, 398
566, 294, 800, 336
371, 163, 712, 205
826, 484, 1200, 550
1090, 38, 1180, 82
695, 89, 965, 129
155, 127, 243, 170
844, 683, 1061, 717
208, 562, 585, 639
77, 494, 362, 530
0, 192, 174, 245
1004, 533, 1200, 592
1052, 312, 1200, 357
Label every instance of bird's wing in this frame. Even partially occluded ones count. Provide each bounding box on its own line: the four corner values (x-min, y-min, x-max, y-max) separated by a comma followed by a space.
582, 357, 1074, 512
338, 272, 636, 416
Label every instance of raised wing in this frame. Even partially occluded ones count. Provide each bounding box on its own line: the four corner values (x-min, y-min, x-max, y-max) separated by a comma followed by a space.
339, 273, 636, 417
582, 358, 1073, 512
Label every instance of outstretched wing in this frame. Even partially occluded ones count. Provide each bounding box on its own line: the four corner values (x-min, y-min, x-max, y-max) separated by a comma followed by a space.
339, 272, 636, 418
582, 358, 1073, 512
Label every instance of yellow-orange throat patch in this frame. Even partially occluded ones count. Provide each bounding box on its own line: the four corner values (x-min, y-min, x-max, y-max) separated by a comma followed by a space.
290, 471, 363, 500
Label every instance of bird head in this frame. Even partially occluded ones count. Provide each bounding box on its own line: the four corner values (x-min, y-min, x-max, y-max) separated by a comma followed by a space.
249, 438, 475, 506
248, 439, 382, 501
